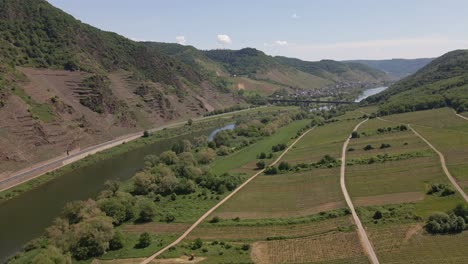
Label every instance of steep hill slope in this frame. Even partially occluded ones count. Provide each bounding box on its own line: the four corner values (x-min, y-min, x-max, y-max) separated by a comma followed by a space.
346, 58, 433, 79
276, 56, 391, 83
364, 50, 468, 114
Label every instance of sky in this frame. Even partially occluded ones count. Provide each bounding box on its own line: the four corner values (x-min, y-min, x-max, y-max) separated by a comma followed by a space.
48, 0, 468, 61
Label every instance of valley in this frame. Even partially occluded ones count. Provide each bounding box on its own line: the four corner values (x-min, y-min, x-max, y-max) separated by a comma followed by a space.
0, 0, 467, 264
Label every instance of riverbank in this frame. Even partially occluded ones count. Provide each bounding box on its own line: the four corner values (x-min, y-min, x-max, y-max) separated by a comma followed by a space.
0, 106, 282, 203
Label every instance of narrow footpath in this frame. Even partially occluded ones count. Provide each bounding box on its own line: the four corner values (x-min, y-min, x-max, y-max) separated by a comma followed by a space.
140, 126, 315, 264
340, 119, 380, 264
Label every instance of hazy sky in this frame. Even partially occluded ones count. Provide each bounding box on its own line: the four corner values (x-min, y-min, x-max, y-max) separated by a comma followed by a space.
48, 0, 468, 61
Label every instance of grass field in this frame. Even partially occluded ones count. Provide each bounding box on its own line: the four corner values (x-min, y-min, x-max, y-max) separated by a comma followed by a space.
211, 168, 345, 220
188, 216, 353, 241
282, 119, 361, 164
251, 230, 369, 264
211, 119, 310, 175
368, 223, 468, 264
384, 108, 468, 192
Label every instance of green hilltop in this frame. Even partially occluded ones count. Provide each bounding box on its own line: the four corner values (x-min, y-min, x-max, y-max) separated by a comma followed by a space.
365, 50, 468, 114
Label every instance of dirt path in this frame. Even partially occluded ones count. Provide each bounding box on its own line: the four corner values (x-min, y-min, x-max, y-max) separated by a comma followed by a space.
140, 127, 315, 264
455, 112, 468, 121
0, 107, 265, 193
408, 124, 468, 203
340, 119, 380, 264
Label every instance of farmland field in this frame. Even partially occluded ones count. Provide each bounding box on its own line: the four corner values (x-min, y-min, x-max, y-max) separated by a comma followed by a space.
384, 108, 468, 192
283, 118, 362, 164
211, 168, 345, 219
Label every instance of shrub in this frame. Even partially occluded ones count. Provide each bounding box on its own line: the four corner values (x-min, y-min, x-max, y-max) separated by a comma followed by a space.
136, 232, 151, 248
363, 145, 374, 151
109, 231, 125, 250
192, 238, 203, 250
425, 212, 466, 234
209, 216, 221, 223
373, 210, 383, 220
272, 143, 287, 152
348, 147, 355, 152
256, 160, 266, 169
264, 166, 278, 175
142, 130, 150, 138
278, 161, 291, 171
138, 200, 156, 222
258, 152, 267, 159
380, 143, 391, 149
241, 244, 250, 251
351, 131, 360, 138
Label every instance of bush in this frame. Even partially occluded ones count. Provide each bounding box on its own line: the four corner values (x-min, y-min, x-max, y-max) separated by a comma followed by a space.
192, 238, 203, 250
138, 200, 156, 222
425, 212, 466, 234
136, 232, 151, 248
380, 143, 391, 149
209, 216, 221, 223
278, 161, 291, 171
109, 231, 125, 250
258, 152, 267, 159
351, 131, 360, 138
256, 160, 266, 169
363, 145, 374, 151
272, 143, 287, 152
264, 166, 278, 175
241, 244, 250, 251
142, 130, 150, 138
373, 211, 383, 220
348, 148, 355, 152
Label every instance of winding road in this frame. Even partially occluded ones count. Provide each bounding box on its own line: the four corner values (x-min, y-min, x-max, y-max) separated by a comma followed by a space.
340, 119, 380, 264
140, 127, 315, 264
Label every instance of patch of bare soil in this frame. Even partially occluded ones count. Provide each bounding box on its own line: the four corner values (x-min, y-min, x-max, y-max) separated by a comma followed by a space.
404, 223, 423, 242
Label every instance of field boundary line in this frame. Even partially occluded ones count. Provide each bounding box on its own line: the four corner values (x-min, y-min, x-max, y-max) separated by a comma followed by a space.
408, 124, 468, 202
140, 126, 316, 264
378, 116, 468, 202
340, 118, 380, 264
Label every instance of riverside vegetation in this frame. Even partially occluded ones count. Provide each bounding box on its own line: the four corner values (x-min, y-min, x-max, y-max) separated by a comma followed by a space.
7, 108, 319, 263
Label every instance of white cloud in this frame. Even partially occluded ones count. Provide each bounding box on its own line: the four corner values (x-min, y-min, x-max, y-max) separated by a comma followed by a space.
291, 13, 299, 19
176, 36, 186, 45
272, 36, 468, 61
275, 40, 288, 46
217, 34, 232, 45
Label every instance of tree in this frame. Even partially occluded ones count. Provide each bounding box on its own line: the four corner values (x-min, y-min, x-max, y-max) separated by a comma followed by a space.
103, 180, 120, 196
178, 152, 196, 166
97, 198, 127, 225
133, 172, 155, 195
351, 131, 360, 139
109, 231, 125, 250
214, 130, 231, 147
142, 130, 150, 138
138, 200, 156, 222
31, 246, 72, 264
160, 151, 179, 165
256, 160, 266, 169
197, 148, 216, 164
258, 152, 266, 159
136, 232, 151, 248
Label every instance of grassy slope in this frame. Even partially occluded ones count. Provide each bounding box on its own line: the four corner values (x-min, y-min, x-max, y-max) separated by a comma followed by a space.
345, 111, 468, 264
365, 50, 468, 114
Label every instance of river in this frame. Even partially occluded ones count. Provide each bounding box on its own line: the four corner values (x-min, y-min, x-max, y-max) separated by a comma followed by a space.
355, 86, 388, 102
0, 125, 231, 260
